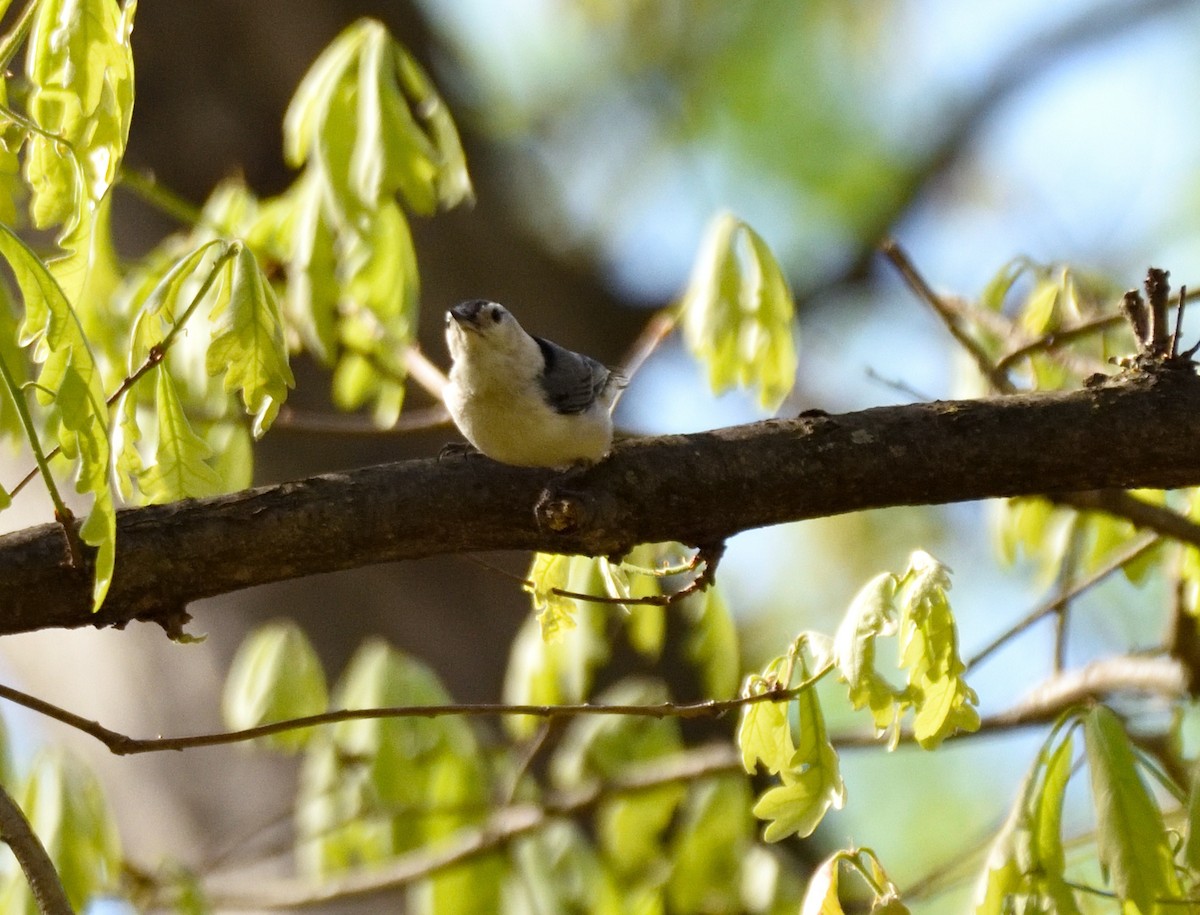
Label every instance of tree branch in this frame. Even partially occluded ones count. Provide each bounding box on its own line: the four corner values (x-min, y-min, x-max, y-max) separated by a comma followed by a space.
0, 780, 73, 915
4, 370, 1200, 635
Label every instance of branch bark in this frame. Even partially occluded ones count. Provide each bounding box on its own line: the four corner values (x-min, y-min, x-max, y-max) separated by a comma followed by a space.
0, 780, 73, 915
4, 370, 1200, 636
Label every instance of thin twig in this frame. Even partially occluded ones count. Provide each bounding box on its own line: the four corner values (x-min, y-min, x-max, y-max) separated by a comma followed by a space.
1055, 491, 1200, 549
880, 240, 1016, 394
966, 532, 1159, 670
0, 667, 832, 756
0, 779, 73, 915
8, 241, 237, 499
117, 167, 205, 227
618, 309, 677, 387
272, 404, 451, 436
994, 313, 1126, 372
207, 742, 741, 911
403, 345, 448, 401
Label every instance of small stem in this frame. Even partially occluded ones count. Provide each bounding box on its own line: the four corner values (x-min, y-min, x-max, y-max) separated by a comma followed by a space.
0, 779, 74, 915
967, 532, 1159, 671
0, 352, 78, 558
117, 167, 204, 227
881, 240, 1016, 394
0, 0, 39, 72
8, 241, 236, 499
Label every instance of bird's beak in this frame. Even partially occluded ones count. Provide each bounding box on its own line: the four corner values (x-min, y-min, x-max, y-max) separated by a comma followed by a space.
449, 300, 487, 330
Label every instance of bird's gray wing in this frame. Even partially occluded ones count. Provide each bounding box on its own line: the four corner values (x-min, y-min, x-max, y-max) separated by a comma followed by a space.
534, 336, 620, 414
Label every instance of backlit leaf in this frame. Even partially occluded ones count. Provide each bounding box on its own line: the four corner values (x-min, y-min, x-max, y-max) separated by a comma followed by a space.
222, 619, 328, 752
0, 223, 114, 607
206, 245, 295, 437
680, 211, 798, 410
24, 0, 136, 229
1084, 705, 1180, 913
136, 366, 223, 501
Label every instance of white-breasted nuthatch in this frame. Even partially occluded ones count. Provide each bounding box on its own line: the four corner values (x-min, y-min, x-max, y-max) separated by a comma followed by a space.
443, 299, 625, 467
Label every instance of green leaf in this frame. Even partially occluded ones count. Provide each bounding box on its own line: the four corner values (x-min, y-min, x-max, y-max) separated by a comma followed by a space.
833, 571, 899, 735
0, 223, 114, 607
221, 619, 328, 752
979, 258, 1031, 312
897, 551, 979, 749
502, 604, 610, 739
25, 0, 136, 231
680, 211, 798, 410
743, 652, 844, 843
665, 776, 753, 913
511, 822, 627, 915
128, 241, 226, 366
1186, 760, 1200, 873
974, 722, 1082, 915
551, 679, 682, 785
1084, 705, 1180, 913
5, 749, 121, 913
206, 245, 295, 437
136, 366, 223, 501
681, 586, 740, 700
283, 18, 471, 219
526, 552, 578, 640
799, 854, 844, 915
737, 678, 793, 776
297, 639, 483, 877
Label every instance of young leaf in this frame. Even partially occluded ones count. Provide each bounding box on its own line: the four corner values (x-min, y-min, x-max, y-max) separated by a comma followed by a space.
1083, 705, 1181, 913
283, 18, 472, 219
799, 853, 844, 915
897, 551, 979, 748
681, 586, 740, 700
222, 619, 329, 752
525, 552, 578, 640
0, 223, 114, 607
974, 721, 1082, 915
737, 671, 794, 776
206, 245, 295, 437
136, 366, 223, 501
750, 655, 845, 841
833, 571, 900, 736
680, 211, 798, 411
24, 0, 136, 229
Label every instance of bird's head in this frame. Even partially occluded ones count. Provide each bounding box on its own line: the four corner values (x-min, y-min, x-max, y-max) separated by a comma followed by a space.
445, 299, 536, 367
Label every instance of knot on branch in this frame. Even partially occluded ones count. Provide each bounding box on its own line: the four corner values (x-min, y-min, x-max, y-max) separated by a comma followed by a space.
535, 491, 587, 534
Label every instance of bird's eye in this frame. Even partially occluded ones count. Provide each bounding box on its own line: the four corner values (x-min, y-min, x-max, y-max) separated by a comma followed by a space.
491, 308, 504, 324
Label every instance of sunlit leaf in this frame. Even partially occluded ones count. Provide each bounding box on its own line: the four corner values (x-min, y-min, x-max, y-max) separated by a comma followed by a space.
136, 366, 223, 501
897, 551, 979, 748
222, 619, 328, 752
1083, 705, 1180, 913
737, 677, 793, 776
25, 0, 136, 230
680, 211, 798, 410
526, 552, 578, 640
297, 639, 483, 877
752, 656, 844, 841
0, 223, 114, 607
283, 18, 472, 219
681, 586, 740, 699
206, 245, 295, 437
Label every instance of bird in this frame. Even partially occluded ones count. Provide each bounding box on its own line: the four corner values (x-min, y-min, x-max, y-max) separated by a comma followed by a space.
443, 299, 625, 468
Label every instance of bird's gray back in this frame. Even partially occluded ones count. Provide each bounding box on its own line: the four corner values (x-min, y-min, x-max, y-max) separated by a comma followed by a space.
534, 336, 621, 414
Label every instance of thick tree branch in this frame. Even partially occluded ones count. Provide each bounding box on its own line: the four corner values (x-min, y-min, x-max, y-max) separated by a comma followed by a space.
4, 370, 1200, 635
